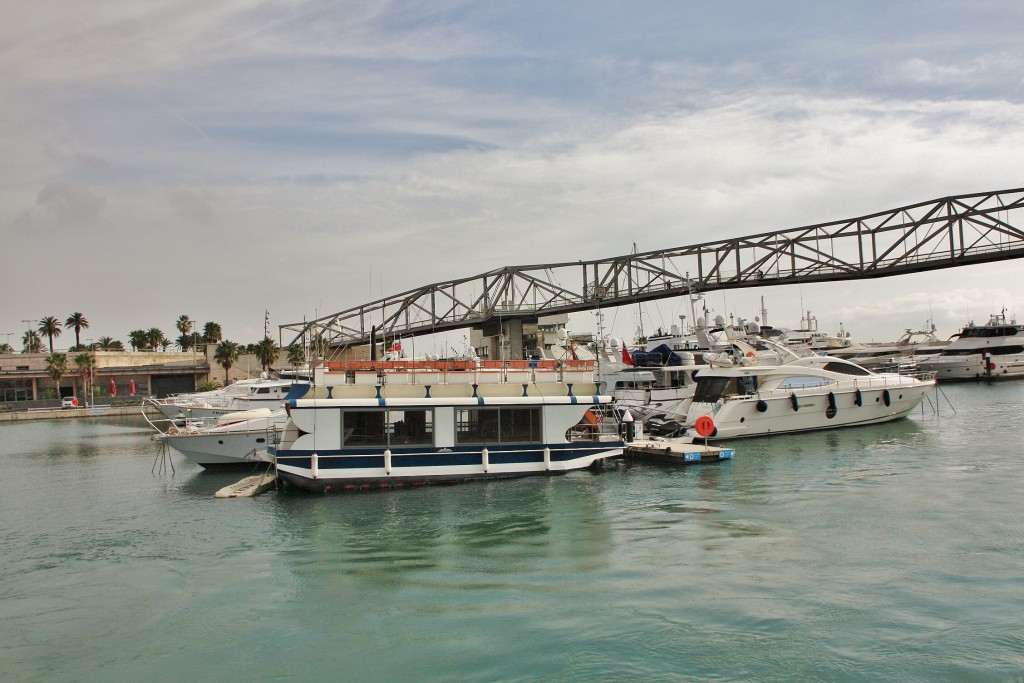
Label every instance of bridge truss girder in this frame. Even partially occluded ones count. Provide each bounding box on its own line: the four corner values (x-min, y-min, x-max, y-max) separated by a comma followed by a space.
281, 187, 1024, 350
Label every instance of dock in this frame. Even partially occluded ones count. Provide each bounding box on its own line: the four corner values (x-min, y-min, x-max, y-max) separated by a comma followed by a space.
623, 438, 734, 465
215, 472, 277, 498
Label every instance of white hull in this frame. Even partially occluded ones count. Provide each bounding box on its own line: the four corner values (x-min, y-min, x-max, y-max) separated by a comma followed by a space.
163, 430, 278, 468
687, 383, 932, 439
682, 355, 935, 440
916, 353, 1024, 381
275, 444, 619, 492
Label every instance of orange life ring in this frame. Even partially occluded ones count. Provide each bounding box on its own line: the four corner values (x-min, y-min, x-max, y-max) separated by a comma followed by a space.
694, 415, 715, 437
745, 351, 755, 358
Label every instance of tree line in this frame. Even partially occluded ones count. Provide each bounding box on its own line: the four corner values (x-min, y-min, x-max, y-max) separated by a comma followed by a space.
6, 312, 308, 395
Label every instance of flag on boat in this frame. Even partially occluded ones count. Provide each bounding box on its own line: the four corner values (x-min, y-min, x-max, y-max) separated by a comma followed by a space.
129, 379, 136, 396
622, 346, 634, 366
109, 379, 117, 396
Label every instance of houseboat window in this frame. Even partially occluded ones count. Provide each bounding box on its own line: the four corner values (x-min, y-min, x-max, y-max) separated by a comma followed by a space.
341, 410, 387, 447
455, 407, 542, 444
387, 409, 433, 445
500, 407, 542, 442
737, 375, 758, 395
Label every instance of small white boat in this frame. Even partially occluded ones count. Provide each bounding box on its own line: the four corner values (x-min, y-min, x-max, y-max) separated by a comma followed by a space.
916, 311, 1024, 381
152, 408, 286, 469
680, 355, 936, 439
270, 358, 625, 492
147, 377, 310, 420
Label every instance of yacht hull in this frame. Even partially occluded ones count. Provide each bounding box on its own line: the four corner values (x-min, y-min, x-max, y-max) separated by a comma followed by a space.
687, 382, 932, 439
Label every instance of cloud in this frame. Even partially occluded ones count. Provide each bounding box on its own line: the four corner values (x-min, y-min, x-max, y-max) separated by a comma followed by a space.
2, 1, 1023, 345
28, 179, 106, 228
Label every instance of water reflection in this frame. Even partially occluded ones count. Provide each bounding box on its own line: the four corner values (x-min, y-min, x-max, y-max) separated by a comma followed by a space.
270, 473, 615, 594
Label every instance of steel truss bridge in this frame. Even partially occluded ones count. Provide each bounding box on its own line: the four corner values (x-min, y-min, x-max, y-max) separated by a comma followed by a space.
281, 187, 1024, 349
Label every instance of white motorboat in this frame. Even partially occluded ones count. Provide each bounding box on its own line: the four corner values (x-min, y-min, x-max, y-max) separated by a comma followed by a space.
777, 311, 865, 358
680, 355, 936, 440
270, 358, 625, 492
147, 376, 310, 420
915, 311, 1024, 381
152, 408, 285, 469
844, 325, 947, 371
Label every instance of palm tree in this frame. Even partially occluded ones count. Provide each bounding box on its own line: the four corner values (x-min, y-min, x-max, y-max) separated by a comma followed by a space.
97, 336, 123, 351
38, 316, 62, 353
254, 337, 279, 373
202, 322, 223, 347
0, 342, 13, 354
128, 329, 149, 351
22, 330, 42, 353
175, 314, 193, 336
175, 315, 193, 351
64, 313, 89, 349
45, 352, 68, 400
214, 340, 241, 385
147, 328, 165, 351
286, 344, 305, 373
74, 352, 94, 404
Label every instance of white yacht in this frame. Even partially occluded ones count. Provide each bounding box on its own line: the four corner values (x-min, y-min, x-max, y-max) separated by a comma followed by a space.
151, 408, 286, 469
147, 376, 310, 420
844, 325, 947, 371
915, 311, 1024, 381
680, 355, 936, 439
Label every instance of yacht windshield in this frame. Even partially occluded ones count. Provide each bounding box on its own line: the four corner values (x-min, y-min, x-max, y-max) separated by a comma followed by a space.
692, 375, 758, 402
822, 361, 871, 376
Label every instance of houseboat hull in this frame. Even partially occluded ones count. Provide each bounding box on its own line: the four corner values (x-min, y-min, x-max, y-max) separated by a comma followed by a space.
274, 442, 621, 492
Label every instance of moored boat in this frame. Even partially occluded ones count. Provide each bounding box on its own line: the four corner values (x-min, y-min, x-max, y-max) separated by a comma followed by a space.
147, 377, 310, 420
151, 408, 285, 469
680, 355, 936, 439
915, 311, 1024, 381
270, 358, 624, 492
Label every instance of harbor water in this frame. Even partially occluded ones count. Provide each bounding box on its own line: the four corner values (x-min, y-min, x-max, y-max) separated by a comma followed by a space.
2, 382, 1023, 682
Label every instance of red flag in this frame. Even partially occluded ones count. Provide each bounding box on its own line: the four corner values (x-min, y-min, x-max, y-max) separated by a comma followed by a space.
109, 379, 117, 397
129, 379, 136, 396
622, 346, 634, 366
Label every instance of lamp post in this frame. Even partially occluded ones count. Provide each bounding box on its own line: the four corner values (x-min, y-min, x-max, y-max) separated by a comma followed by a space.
192, 331, 198, 391
87, 338, 95, 408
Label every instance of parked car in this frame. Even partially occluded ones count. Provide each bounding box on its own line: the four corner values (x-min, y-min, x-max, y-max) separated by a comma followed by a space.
61, 397, 79, 409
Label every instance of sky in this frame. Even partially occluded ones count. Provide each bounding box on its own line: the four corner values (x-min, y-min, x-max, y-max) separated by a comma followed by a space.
3, 0, 1024, 353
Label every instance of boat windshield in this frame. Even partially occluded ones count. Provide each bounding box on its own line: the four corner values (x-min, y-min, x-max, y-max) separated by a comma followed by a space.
821, 361, 871, 376
960, 326, 1019, 338
692, 375, 758, 403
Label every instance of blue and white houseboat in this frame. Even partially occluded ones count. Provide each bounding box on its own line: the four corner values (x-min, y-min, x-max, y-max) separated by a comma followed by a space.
270, 358, 624, 492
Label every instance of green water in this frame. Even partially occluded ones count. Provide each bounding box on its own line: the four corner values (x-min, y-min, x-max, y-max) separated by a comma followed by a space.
2, 383, 1023, 682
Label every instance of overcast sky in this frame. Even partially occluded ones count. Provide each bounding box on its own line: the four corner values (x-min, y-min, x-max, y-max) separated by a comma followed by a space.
3, 0, 1023, 352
